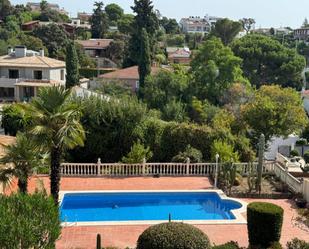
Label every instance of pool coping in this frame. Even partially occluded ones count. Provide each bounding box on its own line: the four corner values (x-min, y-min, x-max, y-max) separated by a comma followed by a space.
59, 189, 247, 227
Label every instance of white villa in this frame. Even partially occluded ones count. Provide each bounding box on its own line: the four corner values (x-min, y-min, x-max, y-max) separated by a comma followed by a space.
0, 46, 66, 102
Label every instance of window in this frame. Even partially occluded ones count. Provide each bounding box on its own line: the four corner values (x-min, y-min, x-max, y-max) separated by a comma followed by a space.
33, 70, 43, 80
0, 87, 14, 98
60, 70, 64, 81
9, 69, 19, 79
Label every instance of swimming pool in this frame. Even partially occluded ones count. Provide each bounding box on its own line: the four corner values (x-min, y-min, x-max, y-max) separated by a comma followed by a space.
59, 190, 246, 225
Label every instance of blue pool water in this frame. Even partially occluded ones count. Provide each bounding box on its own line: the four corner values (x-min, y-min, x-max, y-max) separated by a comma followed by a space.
60, 192, 242, 222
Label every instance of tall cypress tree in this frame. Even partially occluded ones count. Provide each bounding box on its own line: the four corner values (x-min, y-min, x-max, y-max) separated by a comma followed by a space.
90, 1, 109, 38
123, 0, 158, 67
138, 28, 151, 98
131, 0, 158, 36
65, 42, 79, 88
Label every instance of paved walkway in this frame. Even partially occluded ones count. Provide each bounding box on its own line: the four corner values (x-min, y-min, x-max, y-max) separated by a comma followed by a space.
5, 176, 309, 249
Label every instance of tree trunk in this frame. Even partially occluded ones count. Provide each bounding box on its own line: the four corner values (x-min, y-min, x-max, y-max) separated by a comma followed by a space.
17, 177, 28, 194
50, 147, 61, 204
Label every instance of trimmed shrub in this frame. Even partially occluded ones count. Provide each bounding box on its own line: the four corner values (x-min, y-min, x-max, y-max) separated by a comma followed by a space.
213, 241, 241, 249
136, 222, 211, 249
296, 139, 307, 146
304, 151, 309, 164
290, 149, 300, 157
287, 238, 309, 249
268, 242, 283, 249
247, 202, 284, 248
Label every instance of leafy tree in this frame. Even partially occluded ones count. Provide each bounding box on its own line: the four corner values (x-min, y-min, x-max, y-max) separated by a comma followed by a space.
0, 0, 12, 20
105, 40, 125, 66
138, 28, 151, 98
65, 42, 80, 88
39, 9, 69, 22
33, 23, 68, 57
0, 133, 40, 193
75, 42, 95, 68
18, 34, 47, 55
25, 87, 85, 203
166, 34, 185, 47
121, 140, 153, 163
242, 85, 308, 143
211, 140, 239, 162
232, 34, 306, 90
143, 69, 189, 110
220, 82, 253, 117
240, 18, 255, 34
188, 97, 221, 125
212, 18, 242, 45
90, 1, 109, 39
117, 14, 134, 34
4, 15, 20, 33
190, 37, 247, 104
105, 3, 123, 23
0, 193, 61, 248
160, 17, 180, 34
162, 100, 187, 122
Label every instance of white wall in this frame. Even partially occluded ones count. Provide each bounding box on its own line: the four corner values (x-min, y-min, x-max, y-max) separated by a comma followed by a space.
265, 135, 299, 160
303, 179, 309, 202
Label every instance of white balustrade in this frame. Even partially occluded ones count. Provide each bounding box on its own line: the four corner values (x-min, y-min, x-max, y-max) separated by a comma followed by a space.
60, 161, 276, 177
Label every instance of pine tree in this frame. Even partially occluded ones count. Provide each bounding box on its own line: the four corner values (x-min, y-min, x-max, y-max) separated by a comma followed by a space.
65, 42, 79, 88
138, 28, 151, 99
90, 1, 109, 38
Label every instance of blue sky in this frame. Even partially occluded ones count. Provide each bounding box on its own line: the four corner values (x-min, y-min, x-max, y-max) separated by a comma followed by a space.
11, 0, 308, 28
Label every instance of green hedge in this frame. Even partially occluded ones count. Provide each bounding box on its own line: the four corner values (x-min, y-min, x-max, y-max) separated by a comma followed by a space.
212, 241, 241, 249
247, 202, 284, 248
0, 193, 60, 248
136, 222, 211, 249
79, 68, 115, 78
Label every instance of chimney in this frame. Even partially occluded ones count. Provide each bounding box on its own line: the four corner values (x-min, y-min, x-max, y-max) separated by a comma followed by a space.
15, 46, 27, 58
7, 46, 13, 55
39, 48, 44, 57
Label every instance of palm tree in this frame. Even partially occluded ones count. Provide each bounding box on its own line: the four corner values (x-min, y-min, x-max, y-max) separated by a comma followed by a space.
0, 133, 39, 193
25, 86, 85, 203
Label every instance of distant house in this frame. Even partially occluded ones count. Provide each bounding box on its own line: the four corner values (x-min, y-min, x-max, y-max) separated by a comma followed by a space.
21, 20, 40, 31
77, 12, 92, 23
0, 46, 66, 102
294, 28, 309, 40
76, 39, 117, 68
179, 15, 222, 34
98, 66, 162, 92
27, 2, 68, 15
166, 47, 191, 64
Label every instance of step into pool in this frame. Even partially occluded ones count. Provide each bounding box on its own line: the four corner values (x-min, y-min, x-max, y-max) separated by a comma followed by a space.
60, 191, 245, 225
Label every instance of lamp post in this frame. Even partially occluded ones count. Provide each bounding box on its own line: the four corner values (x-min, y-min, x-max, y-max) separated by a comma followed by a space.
96, 55, 99, 77
214, 153, 219, 189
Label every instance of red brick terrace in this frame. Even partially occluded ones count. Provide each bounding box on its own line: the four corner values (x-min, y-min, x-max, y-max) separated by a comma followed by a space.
5, 176, 309, 249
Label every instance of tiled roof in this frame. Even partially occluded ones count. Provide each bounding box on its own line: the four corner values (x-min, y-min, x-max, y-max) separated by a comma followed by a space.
99, 66, 162, 80
76, 39, 113, 49
0, 55, 65, 68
